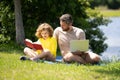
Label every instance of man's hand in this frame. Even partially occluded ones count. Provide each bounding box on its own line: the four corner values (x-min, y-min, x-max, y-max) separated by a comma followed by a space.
72, 50, 84, 55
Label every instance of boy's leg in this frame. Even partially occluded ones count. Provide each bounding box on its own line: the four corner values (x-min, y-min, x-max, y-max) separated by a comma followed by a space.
24, 47, 37, 57
30, 50, 55, 61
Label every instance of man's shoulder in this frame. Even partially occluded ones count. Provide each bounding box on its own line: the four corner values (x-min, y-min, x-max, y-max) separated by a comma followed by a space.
55, 27, 61, 30
53, 27, 62, 37
54, 27, 62, 32
73, 27, 84, 32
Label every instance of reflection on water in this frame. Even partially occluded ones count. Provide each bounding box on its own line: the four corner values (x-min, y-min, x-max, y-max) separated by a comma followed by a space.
99, 17, 120, 59
102, 46, 120, 58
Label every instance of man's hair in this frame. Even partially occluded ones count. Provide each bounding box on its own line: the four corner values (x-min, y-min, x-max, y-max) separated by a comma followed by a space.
59, 14, 73, 24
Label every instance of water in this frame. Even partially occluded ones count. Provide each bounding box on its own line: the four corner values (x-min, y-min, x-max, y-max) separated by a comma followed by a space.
99, 17, 120, 59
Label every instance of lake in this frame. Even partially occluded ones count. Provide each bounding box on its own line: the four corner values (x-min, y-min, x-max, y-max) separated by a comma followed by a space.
99, 17, 120, 60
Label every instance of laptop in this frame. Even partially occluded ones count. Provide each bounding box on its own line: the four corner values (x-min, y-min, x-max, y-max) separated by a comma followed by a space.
70, 40, 89, 52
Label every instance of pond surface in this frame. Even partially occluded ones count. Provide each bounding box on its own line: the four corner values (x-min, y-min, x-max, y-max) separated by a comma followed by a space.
99, 17, 120, 59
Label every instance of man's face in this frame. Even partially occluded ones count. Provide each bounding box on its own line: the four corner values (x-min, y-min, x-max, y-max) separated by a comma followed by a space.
60, 21, 70, 31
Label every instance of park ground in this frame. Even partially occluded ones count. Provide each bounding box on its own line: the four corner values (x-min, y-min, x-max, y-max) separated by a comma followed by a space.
0, 8, 120, 80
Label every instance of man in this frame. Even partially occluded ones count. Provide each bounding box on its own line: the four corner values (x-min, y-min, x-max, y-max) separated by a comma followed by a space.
53, 14, 101, 64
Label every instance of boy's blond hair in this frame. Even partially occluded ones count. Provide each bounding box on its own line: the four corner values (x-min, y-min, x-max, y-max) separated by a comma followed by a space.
35, 23, 53, 38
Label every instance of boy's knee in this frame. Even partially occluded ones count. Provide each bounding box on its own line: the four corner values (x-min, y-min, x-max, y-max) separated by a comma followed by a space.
44, 50, 50, 53
23, 47, 29, 53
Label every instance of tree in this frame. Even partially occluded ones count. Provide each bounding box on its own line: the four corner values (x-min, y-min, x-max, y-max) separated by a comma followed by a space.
89, 0, 120, 9
21, 0, 109, 55
0, 1, 14, 43
14, 0, 25, 45
0, 0, 110, 55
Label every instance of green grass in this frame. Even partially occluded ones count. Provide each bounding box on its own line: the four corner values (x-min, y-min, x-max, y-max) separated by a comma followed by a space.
95, 6, 120, 17
87, 6, 120, 17
0, 43, 120, 80
99, 10, 120, 17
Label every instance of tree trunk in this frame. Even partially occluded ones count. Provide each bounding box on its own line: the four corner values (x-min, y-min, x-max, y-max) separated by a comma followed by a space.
14, 0, 25, 45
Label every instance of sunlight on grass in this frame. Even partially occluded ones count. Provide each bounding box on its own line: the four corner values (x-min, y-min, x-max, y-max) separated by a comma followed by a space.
0, 52, 120, 80
0, 43, 120, 80
94, 6, 120, 17
86, 6, 120, 17
99, 10, 120, 17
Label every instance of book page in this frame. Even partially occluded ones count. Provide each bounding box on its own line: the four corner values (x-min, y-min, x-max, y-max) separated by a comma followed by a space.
33, 43, 43, 50
24, 39, 43, 50
24, 39, 34, 49
25, 39, 32, 43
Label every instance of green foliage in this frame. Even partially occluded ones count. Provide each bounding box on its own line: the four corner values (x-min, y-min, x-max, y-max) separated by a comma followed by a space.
84, 15, 110, 54
0, 0, 110, 54
106, 0, 120, 9
0, 41, 24, 54
21, 0, 90, 40
0, 27, 11, 44
90, 0, 120, 9
0, 0, 15, 42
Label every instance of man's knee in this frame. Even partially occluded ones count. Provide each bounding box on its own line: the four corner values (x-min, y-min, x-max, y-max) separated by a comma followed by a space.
90, 53, 101, 62
94, 55, 101, 62
63, 54, 72, 62
86, 52, 101, 63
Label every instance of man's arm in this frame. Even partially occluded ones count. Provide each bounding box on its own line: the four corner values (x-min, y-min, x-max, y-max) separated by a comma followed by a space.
53, 28, 58, 39
78, 29, 86, 40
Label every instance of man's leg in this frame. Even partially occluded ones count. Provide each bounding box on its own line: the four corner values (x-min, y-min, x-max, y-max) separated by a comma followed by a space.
85, 52, 101, 64
63, 52, 86, 64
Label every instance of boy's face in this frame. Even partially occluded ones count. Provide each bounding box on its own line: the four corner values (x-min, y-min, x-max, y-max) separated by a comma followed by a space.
60, 21, 70, 31
41, 30, 49, 39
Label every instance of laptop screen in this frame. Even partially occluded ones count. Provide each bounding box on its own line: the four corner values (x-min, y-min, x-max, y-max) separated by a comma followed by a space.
70, 40, 89, 52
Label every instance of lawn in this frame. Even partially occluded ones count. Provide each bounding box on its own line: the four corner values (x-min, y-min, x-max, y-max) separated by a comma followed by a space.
0, 43, 120, 80
99, 10, 120, 17
87, 6, 120, 17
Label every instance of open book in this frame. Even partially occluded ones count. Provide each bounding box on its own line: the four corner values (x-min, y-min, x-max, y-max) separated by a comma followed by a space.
24, 39, 43, 50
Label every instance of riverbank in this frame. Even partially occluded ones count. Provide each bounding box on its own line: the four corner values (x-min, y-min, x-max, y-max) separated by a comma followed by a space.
88, 6, 120, 17
99, 9, 120, 17
95, 7, 120, 17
